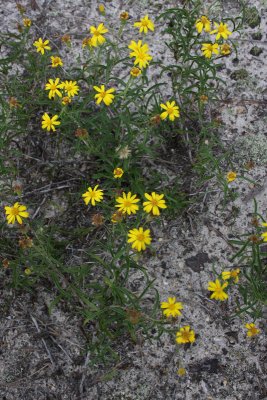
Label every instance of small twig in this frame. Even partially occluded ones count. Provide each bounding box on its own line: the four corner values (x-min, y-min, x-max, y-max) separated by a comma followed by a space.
30, 315, 55, 368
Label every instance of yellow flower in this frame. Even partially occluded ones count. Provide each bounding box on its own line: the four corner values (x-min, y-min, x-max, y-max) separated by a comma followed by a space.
62, 96, 71, 105
160, 100, 180, 121
128, 40, 152, 69
82, 37, 95, 48
50, 56, 63, 67
90, 23, 108, 46
245, 323, 260, 337
24, 268, 32, 275
113, 167, 124, 179
134, 15, 154, 34
130, 67, 141, 77
227, 171, 237, 182
98, 4, 105, 13
222, 268, 240, 283
176, 326, 195, 344
120, 11, 129, 21
220, 43, 231, 55
208, 279, 228, 301
261, 231, 267, 242
210, 22, 232, 40
128, 227, 151, 252
115, 192, 140, 215
45, 78, 64, 99
82, 185, 104, 206
5, 202, 29, 225
195, 16, 211, 33
160, 297, 183, 318
62, 80, 79, 97
33, 38, 51, 55
143, 192, 167, 216
41, 113, 61, 132
201, 42, 219, 58
23, 18, 32, 27
177, 368, 186, 376
94, 85, 115, 106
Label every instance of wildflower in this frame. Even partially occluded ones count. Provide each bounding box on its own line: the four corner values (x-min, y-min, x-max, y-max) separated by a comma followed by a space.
130, 67, 141, 77
116, 145, 131, 159
98, 4, 105, 13
220, 43, 231, 55
82, 185, 104, 206
226, 171, 237, 182
134, 15, 154, 34
208, 279, 228, 301
62, 80, 79, 97
210, 22, 232, 40
120, 11, 129, 21
41, 113, 60, 132
2, 259, 10, 269
160, 101, 180, 121
94, 85, 115, 106
33, 38, 51, 55
126, 308, 141, 324
150, 115, 161, 125
160, 297, 183, 318
222, 268, 240, 283
200, 95, 208, 103
176, 326, 195, 344
115, 192, 140, 215
45, 78, 64, 99
113, 167, 124, 179
50, 56, 63, 67
19, 237, 33, 249
128, 227, 151, 252
62, 96, 71, 105
261, 231, 267, 242
91, 213, 104, 226
245, 323, 260, 337
201, 42, 219, 58
61, 34, 71, 45
250, 234, 261, 244
90, 23, 108, 46
128, 40, 152, 69
5, 202, 29, 225
82, 37, 95, 48
143, 192, 167, 216
75, 128, 88, 138
195, 16, 211, 33
24, 268, 32, 275
177, 368, 186, 376
111, 211, 124, 223
8, 97, 20, 108
23, 18, 32, 27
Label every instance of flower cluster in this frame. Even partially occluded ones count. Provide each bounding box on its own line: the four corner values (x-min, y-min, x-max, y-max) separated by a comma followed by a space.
196, 16, 232, 58
160, 297, 195, 346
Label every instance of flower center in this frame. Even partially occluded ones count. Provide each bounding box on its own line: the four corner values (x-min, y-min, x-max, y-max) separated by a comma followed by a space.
201, 16, 208, 24
141, 20, 149, 27
168, 304, 175, 310
151, 199, 159, 206
182, 332, 190, 341
100, 91, 107, 98
136, 233, 145, 241
167, 107, 174, 115
218, 26, 225, 33
124, 200, 132, 208
94, 30, 101, 36
11, 207, 19, 216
